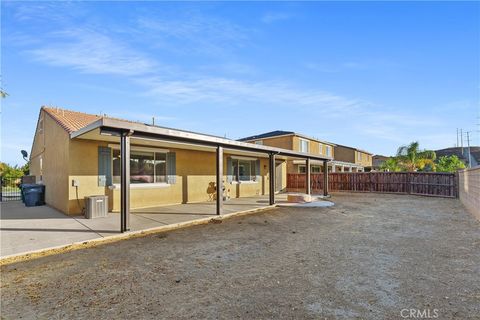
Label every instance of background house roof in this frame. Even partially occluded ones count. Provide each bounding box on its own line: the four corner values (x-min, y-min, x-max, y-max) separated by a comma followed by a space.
238, 130, 336, 147
237, 130, 295, 141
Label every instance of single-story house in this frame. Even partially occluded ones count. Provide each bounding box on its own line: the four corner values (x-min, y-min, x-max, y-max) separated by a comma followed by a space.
29, 107, 331, 231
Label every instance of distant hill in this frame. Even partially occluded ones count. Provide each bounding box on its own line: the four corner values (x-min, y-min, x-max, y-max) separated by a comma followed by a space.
435, 147, 480, 167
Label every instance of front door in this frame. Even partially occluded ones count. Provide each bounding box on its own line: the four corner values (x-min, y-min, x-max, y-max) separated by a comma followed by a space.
275, 161, 283, 192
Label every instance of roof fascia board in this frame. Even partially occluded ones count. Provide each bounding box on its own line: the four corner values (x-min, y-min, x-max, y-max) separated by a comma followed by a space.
70, 118, 104, 139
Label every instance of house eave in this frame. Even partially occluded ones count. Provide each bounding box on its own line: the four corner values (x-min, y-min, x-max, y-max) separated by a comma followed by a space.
70, 117, 333, 162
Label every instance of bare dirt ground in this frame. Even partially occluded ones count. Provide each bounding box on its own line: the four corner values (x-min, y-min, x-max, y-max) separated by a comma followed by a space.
1, 193, 479, 319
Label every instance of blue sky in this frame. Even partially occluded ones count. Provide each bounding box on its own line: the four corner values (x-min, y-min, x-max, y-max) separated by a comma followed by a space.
1, 1, 479, 165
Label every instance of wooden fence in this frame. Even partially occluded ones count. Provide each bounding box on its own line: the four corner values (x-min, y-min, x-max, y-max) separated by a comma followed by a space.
287, 172, 457, 198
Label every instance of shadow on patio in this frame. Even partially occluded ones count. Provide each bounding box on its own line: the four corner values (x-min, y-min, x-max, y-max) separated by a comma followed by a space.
1, 194, 279, 258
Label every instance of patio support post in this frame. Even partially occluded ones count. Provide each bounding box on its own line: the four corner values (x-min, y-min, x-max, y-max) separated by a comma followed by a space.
269, 153, 275, 205
306, 158, 311, 195
216, 146, 223, 215
120, 130, 132, 232
323, 160, 329, 197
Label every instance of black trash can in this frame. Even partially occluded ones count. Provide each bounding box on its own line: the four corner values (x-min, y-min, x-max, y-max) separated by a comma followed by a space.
22, 184, 45, 207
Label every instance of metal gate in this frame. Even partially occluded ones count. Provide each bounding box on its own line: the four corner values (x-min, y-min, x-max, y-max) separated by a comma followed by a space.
0, 177, 22, 201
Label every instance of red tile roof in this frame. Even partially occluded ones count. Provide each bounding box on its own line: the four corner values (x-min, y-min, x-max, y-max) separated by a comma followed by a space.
42, 106, 102, 133
42, 106, 145, 134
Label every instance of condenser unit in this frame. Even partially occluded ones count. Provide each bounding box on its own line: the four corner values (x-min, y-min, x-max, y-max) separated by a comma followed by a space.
85, 195, 108, 219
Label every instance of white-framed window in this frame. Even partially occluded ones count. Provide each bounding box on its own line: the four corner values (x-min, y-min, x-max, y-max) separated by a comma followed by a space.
319, 143, 323, 154
112, 148, 167, 184
298, 165, 321, 173
231, 159, 257, 182
325, 145, 332, 157
255, 140, 263, 145
299, 138, 309, 153
357, 152, 362, 161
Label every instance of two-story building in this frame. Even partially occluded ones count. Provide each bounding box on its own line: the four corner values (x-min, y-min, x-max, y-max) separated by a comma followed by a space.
238, 131, 334, 174
238, 130, 371, 173
333, 144, 373, 172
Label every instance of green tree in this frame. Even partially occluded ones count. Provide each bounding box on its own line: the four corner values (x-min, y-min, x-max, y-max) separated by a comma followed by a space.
436, 155, 466, 172
380, 158, 402, 172
0, 162, 25, 180
396, 141, 436, 172
21, 162, 30, 175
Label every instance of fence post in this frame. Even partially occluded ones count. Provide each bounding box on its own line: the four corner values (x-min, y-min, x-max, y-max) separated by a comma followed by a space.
455, 171, 459, 198
407, 173, 411, 194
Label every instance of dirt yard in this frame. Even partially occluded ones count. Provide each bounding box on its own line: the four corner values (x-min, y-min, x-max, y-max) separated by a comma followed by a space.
1, 193, 479, 319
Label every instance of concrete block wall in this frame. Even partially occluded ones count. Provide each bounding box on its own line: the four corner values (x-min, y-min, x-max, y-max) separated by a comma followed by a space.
458, 166, 480, 220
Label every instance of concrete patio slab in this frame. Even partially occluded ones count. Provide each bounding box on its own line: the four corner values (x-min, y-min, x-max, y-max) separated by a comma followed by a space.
0, 202, 101, 257
0, 194, 281, 258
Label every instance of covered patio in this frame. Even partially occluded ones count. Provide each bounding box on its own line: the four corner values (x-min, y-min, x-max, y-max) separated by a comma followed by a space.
72, 117, 332, 232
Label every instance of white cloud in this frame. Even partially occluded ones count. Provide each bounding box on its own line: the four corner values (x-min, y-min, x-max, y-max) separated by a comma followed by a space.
138, 76, 366, 112
136, 14, 249, 57
28, 29, 157, 76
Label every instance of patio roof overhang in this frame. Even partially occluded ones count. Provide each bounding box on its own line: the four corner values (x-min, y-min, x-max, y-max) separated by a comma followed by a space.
70, 118, 332, 162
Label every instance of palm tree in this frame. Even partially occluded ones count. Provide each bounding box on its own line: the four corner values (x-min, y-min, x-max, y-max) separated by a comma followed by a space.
396, 141, 436, 172
380, 158, 402, 172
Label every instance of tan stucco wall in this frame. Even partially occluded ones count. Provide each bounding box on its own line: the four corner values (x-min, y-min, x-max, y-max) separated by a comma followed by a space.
29, 111, 70, 213
334, 146, 355, 163
68, 139, 110, 214
355, 151, 373, 167
63, 139, 274, 214
458, 167, 480, 220
256, 135, 293, 150
31, 120, 290, 215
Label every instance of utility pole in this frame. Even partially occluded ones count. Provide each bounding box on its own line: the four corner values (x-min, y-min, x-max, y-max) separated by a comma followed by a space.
460, 128, 464, 156
466, 131, 472, 168
456, 128, 459, 147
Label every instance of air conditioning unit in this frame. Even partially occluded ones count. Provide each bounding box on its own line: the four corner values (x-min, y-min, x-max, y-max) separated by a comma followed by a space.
85, 195, 108, 219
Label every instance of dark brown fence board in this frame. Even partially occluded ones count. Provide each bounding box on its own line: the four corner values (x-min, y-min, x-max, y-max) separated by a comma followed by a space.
287, 172, 457, 198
